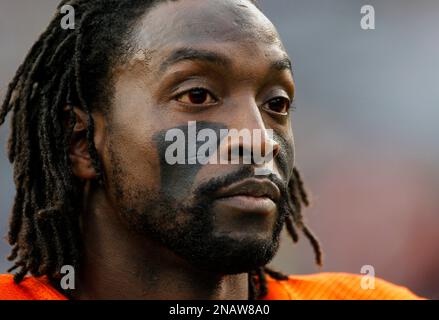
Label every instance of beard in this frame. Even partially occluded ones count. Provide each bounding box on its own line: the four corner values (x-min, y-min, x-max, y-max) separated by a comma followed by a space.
111, 165, 291, 275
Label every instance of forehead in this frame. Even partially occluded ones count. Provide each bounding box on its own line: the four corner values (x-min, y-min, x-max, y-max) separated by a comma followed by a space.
130, 0, 286, 62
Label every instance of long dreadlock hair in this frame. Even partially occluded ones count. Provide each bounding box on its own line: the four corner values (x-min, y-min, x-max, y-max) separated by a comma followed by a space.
0, 0, 322, 300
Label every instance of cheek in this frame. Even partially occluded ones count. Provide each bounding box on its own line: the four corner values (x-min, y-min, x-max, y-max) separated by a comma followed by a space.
273, 130, 295, 180
105, 77, 167, 198
102, 123, 161, 201
152, 121, 228, 201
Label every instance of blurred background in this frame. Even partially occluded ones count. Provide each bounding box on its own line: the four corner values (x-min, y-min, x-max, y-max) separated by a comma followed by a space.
0, 0, 438, 298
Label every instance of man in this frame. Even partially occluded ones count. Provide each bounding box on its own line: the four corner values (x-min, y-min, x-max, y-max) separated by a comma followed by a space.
0, 0, 421, 299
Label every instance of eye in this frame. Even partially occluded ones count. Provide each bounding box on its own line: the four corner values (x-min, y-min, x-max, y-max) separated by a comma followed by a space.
176, 88, 217, 105
264, 97, 291, 115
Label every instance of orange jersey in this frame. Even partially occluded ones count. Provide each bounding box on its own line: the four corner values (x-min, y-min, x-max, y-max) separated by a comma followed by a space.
0, 274, 67, 300
262, 272, 422, 300
0, 273, 422, 300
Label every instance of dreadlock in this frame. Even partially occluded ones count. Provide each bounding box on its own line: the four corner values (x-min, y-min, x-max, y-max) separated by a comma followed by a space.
0, 0, 171, 283
248, 168, 323, 299
0, 0, 322, 298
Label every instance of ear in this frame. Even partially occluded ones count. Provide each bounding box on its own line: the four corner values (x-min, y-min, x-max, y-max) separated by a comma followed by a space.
65, 106, 97, 180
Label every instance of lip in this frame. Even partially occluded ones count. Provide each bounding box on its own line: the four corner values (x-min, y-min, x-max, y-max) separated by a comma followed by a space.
214, 195, 277, 215
215, 178, 281, 202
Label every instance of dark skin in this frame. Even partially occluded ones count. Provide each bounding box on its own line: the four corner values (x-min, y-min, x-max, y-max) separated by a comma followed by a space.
69, 0, 296, 300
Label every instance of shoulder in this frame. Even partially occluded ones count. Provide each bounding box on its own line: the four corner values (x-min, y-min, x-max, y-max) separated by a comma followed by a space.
0, 274, 67, 300
263, 272, 424, 300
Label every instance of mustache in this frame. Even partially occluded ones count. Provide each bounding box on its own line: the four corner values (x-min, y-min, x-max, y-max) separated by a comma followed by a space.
192, 165, 289, 203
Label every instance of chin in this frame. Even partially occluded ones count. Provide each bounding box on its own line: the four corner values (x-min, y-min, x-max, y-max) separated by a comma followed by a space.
187, 234, 282, 275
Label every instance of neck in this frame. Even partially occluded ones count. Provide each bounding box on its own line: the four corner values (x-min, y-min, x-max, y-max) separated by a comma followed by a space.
70, 187, 249, 300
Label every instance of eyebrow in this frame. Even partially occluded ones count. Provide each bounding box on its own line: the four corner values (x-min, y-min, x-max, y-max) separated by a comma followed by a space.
159, 48, 231, 73
271, 57, 293, 73
159, 47, 293, 76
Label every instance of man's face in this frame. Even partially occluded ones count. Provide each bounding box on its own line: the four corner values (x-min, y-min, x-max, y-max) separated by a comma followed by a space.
99, 0, 296, 274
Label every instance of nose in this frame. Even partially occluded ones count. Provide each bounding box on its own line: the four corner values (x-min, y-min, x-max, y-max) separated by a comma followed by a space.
218, 99, 281, 170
